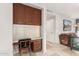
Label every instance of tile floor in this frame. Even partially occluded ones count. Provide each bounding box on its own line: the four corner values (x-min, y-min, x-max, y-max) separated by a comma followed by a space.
45, 42, 79, 56
13, 42, 79, 56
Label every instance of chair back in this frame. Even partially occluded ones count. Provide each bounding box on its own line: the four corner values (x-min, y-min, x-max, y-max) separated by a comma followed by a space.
18, 38, 31, 49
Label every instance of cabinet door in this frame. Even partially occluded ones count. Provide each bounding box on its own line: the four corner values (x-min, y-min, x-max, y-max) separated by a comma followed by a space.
25, 5, 32, 25
35, 9, 41, 25
31, 8, 41, 25
25, 6, 41, 25
31, 39, 42, 52
13, 3, 25, 24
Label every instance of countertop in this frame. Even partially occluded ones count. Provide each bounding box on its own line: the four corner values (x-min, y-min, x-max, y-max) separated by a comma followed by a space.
13, 37, 41, 43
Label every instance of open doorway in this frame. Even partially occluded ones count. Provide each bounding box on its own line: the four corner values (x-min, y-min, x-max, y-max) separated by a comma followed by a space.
46, 11, 56, 49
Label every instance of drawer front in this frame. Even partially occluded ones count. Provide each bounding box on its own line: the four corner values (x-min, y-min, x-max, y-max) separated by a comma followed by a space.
31, 39, 42, 52
33, 44, 41, 48
32, 46, 42, 52
32, 39, 41, 43
33, 42, 41, 45
32, 39, 42, 45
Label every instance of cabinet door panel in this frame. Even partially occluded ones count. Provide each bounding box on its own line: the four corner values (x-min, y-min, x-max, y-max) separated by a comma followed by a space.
25, 6, 32, 25
25, 6, 41, 25
32, 9, 41, 25
31, 39, 42, 52
13, 3, 25, 24
13, 3, 41, 25
35, 9, 41, 25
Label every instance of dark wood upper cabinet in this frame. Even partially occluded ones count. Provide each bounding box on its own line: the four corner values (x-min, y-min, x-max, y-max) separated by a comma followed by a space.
13, 3, 41, 25
13, 3, 26, 24
25, 5, 32, 25
31, 8, 41, 25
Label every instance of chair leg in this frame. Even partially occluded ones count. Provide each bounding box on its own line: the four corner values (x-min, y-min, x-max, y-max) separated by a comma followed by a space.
19, 49, 21, 56
28, 45, 31, 56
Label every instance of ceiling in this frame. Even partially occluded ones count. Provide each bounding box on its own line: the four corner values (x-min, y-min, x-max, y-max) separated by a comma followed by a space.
34, 3, 79, 19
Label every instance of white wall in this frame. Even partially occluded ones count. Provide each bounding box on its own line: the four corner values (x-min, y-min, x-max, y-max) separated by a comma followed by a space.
55, 15, 75, 43
0, 3, 13, 56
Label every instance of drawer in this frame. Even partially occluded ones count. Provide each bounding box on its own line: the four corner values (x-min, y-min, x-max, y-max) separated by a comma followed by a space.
31, 39, 42, 52
33, 42, 41, 45
33, 46, 41, 49
32, 46, 41, 52
32, 39, 42, 45
33, 44, 41, 48
32, 39, 41, 43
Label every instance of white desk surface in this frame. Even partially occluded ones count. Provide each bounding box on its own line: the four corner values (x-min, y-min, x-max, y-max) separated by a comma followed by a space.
13, 37, 41, 43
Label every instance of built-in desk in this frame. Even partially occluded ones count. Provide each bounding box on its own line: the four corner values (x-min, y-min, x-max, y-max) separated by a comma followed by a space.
13, 38, 42, 53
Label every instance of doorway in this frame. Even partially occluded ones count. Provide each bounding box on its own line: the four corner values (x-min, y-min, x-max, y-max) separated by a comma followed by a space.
46, 12, 56, 49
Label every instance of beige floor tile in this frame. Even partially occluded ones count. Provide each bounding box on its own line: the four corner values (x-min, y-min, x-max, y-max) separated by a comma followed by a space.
13, 42, 79, 56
